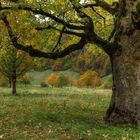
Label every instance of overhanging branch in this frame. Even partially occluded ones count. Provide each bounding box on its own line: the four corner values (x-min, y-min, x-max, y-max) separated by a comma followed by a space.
0, 4, 85, 30
2, 16, 87, 59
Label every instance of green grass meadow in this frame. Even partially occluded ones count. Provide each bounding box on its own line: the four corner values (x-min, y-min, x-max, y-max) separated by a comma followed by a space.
0, 86, 140, 140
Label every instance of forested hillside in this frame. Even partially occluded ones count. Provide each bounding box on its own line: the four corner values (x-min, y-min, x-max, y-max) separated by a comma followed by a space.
34, 46, 111, 76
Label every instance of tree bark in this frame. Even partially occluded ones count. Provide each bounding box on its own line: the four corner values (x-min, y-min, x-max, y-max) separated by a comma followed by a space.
106, 49, 140, 124
105, 0, 140, 124
12, 76, 17, 95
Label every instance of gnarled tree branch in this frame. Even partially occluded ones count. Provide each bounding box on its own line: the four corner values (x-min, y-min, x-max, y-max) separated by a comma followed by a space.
2, 16, 87, 59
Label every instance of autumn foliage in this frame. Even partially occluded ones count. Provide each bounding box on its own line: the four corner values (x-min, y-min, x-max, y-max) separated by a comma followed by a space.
46, 74, 59, 87
45, 70, 101, 88
76, 70, 101, 87
46, 74, 72, 87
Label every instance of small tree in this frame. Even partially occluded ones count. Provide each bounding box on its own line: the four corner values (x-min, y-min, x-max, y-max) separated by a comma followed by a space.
0, 45, 32, 95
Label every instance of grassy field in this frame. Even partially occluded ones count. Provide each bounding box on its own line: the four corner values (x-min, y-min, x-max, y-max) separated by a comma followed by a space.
0, 86, 140, 140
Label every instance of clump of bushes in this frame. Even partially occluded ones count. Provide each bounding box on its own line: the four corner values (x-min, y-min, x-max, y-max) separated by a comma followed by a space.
46, 74, 59, 87
45, 73, 71, 87
42, 70, 101, 88
76, 70, 101, 87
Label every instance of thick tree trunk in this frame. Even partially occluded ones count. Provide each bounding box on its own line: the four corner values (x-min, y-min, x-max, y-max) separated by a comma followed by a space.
12, 76, 17, 95
106, 49, 140, 124
105, 0, 140, 124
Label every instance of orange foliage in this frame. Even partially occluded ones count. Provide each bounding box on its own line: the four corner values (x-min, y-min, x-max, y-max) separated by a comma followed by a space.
46, 74, 75, 87
76, 70, 101, 87
46, 74, 59, 87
